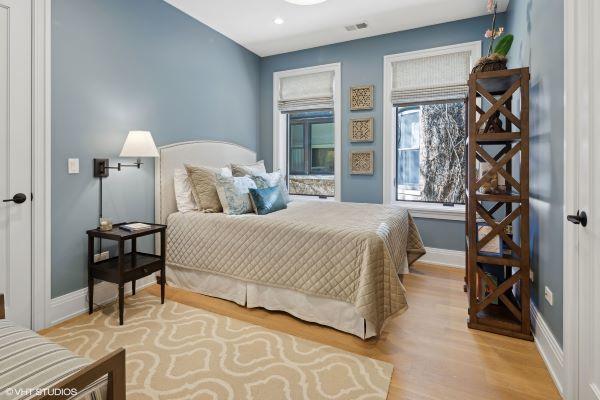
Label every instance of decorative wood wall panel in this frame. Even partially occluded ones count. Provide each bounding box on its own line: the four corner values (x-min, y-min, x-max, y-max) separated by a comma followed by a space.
349, 150, 374, 175
349, 117, 374, 142
350, 85, 374, 111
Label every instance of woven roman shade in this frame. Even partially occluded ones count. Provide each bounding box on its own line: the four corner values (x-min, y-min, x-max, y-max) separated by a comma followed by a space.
391, 51, 471, 105
278, 71, 334, 112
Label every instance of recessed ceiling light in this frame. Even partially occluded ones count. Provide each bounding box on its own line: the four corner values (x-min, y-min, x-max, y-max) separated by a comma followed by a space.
274, 17, 285, 25
284, 0, 328, 5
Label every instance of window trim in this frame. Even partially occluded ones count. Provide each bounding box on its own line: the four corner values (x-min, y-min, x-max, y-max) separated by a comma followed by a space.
273, 63, 342, 201
382, 42, 481, 220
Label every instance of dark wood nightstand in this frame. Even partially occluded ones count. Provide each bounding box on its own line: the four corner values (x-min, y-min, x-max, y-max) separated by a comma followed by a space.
86, 222, 167, 325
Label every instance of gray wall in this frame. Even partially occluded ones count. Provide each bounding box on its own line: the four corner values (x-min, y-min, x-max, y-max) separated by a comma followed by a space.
506, 0, 564, 345
51, 0, 260, 297
258, 15, 505, 250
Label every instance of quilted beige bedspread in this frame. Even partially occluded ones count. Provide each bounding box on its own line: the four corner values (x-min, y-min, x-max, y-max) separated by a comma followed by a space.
166, 201, 425, 333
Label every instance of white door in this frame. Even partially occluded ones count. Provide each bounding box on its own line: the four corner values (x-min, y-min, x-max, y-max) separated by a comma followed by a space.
573, 0, 600, 397
0, 0, 32, 328
576, 102, 600, 400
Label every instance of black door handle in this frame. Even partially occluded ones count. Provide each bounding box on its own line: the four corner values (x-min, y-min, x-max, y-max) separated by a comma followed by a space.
567, 210, 587, 227
2, 193, 26, 204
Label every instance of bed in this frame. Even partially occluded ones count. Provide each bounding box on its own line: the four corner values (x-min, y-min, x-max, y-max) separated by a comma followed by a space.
155, 141, 425, 339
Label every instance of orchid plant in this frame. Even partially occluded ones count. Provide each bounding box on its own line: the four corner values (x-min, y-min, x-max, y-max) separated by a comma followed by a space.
483, 0, 513, 59
485, 0, 504, 55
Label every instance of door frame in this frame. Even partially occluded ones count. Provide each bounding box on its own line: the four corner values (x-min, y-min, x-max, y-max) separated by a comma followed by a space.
563, 0, 591, 398
31, 0, 51, 330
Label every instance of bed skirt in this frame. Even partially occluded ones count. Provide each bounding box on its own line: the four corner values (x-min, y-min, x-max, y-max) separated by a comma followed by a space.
166, 264, 377, 339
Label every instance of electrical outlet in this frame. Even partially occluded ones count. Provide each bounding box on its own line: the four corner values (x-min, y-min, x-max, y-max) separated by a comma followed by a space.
94, 251, 109, 263
530, 270, 534, 282
545, 286, 554, 306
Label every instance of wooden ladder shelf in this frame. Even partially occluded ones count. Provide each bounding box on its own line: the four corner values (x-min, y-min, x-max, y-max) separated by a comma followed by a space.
465, 67, 533, 341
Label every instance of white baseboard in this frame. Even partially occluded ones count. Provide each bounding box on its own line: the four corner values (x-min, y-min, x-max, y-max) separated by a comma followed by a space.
531, 301, 564, 397
419, 247, 465, 268
49, 276, 156, 327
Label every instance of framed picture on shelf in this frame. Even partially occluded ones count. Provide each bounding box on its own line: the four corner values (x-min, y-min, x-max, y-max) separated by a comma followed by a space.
482, 271, 499, 305
476, 222, 504, 256
476, 160, 506, 194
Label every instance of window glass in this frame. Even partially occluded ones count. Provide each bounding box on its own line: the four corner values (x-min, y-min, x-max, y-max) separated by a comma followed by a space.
397, 149, 420, 187
289, 124, 305, 174
310, 122, 334, 174
395, 102, 466, 204
287, 111, 335, 197
290, 124, 305, 147
398, 110, 420, 149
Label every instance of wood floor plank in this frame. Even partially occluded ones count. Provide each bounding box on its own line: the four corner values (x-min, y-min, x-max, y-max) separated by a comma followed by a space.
43, 262, 561, 399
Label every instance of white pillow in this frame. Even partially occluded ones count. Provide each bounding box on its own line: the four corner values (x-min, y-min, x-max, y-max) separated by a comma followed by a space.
174, 169, 197, 213
220, 167, 233, 178
251, 170, 291, 204
230, 160, 266, 177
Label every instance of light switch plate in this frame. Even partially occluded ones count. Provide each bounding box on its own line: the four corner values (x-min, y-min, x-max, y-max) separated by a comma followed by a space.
68, 158, 79, 174
545, 286, 554, 306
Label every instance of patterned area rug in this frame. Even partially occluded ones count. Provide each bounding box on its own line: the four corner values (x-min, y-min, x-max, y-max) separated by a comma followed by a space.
44, 292, 393, 399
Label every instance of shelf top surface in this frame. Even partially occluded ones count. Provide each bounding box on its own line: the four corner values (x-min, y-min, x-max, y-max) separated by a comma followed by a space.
87, 222, 167, 239
470, 67, 528, 96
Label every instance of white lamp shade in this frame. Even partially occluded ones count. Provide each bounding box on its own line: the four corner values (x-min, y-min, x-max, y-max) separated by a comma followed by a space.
119, 131, 159, 158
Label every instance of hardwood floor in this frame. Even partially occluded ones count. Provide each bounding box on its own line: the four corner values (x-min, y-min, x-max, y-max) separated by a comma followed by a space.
143, 263, 561, 400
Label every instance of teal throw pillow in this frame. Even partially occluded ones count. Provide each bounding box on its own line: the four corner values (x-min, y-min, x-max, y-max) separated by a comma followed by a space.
248, 186, 287, 215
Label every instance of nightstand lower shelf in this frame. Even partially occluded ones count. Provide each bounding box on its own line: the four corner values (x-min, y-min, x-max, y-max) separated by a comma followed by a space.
90, 252, 163, 284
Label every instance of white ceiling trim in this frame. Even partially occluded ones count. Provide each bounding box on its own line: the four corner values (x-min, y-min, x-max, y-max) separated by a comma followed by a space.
165, 0, 509, 57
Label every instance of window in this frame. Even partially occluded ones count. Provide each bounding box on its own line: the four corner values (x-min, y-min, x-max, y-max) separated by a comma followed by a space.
273, 63, 341, 200
395, 102, 466, 204
288, 111, 335, 197
383, 42, 480, 219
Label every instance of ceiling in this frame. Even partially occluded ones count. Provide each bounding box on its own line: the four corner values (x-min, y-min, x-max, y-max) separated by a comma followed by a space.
165, 0, 509, 57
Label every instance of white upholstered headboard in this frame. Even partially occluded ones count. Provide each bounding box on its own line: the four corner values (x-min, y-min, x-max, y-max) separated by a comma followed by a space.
154, 140, 256, 224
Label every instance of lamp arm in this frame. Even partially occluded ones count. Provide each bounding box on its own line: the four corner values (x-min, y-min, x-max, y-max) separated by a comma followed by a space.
93, 158, 142, 177
117, 158, 143, 170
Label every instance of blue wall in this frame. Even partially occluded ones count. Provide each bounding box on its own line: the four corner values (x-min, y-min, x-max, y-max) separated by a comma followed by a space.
51, 0, 260, 297
506, 0, 564, 345
51, 4, 521, 298
259, 15, 505, 251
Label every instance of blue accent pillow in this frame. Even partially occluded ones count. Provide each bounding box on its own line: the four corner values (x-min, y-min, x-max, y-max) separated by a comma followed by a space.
249, 186, 287, 215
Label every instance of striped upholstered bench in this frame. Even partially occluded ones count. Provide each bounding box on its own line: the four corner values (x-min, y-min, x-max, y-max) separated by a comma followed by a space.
0, 295, 126, 400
